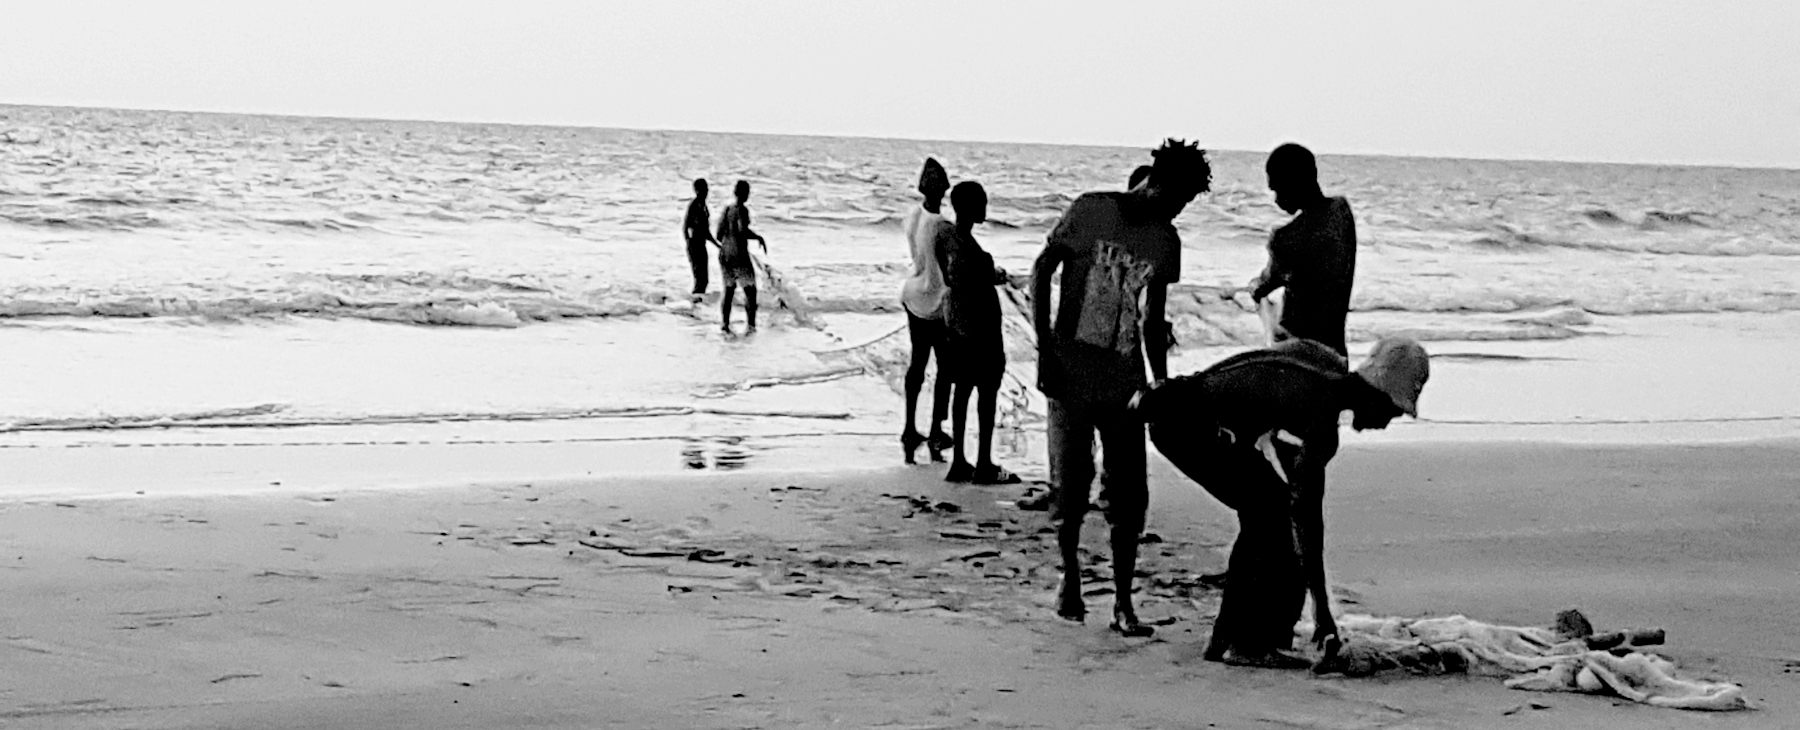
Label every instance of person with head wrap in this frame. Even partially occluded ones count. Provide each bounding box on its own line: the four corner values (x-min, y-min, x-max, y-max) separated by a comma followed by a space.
1029, 139, 1212, 637
899, 158, 956, 463
1130, 336, 1430, 668
1249, 143, 1358, 357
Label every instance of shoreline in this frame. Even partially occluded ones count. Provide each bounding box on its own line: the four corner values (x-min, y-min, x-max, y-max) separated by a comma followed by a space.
7, 427, 1800, 503
2, 438, 1792, 727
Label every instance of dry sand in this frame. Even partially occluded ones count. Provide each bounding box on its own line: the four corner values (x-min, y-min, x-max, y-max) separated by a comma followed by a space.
2, 439, 1796, 729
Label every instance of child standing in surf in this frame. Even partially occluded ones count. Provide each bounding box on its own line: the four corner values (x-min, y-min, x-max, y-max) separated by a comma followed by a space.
715, 180, 767, 334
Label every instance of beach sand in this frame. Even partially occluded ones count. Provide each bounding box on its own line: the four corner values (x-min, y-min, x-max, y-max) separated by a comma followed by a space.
3, 439, 1795, 728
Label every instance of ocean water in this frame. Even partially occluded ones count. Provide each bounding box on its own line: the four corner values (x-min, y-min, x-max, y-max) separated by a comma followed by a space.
4, 105, 1799, 493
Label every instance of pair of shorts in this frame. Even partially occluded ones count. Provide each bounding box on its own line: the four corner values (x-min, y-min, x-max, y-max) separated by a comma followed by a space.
941, 335, 1004, 386
720, 263, 756, 288
907, 309, 947, 352
1049, 396, 1146, 530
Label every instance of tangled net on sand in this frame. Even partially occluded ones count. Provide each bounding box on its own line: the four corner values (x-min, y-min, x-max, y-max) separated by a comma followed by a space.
1300, 611, 1748, 711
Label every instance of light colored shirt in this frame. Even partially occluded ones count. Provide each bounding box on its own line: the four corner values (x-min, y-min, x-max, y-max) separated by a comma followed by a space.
899, 204, 950, 319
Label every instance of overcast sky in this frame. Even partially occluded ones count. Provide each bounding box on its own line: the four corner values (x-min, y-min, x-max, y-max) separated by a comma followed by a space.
3, 1, 1795, 168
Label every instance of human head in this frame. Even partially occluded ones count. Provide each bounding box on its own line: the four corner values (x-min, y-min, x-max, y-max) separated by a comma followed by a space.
1266, 143, 1322, 214
734, 180, 750, 202
1127, 165, 1153, 191
693, 178, 708, 195
1353, 337, 1429, 429
1144, 138, 1212, 220
949, 181, 987, 226
918, 157, 950, 201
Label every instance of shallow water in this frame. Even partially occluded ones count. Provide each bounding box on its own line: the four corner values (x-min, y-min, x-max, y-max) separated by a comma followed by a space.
3, 105, 1798, 495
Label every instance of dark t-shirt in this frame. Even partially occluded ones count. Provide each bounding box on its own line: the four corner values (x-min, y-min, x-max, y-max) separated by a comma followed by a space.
1196, 339, 1350, 442
1254, 197, 1357, 356
684, 197, 710, 244
1039, 192, 1181, 404
937, 226, 1002, 352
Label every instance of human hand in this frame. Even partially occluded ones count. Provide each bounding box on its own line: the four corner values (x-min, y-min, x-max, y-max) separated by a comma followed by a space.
1311, 612, 1340, 650
1036, 336, 1063, 397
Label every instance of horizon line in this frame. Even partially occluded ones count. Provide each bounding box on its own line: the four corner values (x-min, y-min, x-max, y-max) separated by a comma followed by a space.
5, 100, 1796, 173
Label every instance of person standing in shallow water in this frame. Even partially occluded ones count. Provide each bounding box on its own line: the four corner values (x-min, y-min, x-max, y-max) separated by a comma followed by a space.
682, 178, 718, 303
1249, 143, 1357, 357
715, 180, 767, 334
1031, 139, 1211, 637
899, 158, 956, 464
935, 181, 1020, 485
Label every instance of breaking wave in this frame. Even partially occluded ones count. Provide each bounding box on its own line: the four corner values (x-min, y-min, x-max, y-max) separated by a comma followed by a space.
1459, 221, 1800, 257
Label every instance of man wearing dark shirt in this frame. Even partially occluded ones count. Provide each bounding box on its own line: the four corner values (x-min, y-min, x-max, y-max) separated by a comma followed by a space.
1031, 139, 1211, 637
682, 178, 717, 303
1133, 336, 1429, 668
1250, 144, 1357, 357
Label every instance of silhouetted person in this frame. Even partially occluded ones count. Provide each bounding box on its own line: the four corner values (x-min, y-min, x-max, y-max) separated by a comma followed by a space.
1031, 139, 1211, 636
1127, 164, 1153, 191
1133, 337, 1428, 668
900, 158, 956, 464
936, 181, 1018, 485
1250, 143, 1357, 357
683, 178, 718, 302
715, 180, 767, 334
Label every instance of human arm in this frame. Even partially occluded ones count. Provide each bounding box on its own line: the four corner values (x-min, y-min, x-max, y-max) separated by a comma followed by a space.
1030, 235, 1066, 397
1249, 236, 1289, 302
1143, 282, 1169, 383
743, 208, 767, 252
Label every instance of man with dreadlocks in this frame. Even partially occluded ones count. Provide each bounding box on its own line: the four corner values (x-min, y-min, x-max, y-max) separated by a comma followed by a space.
1029, 139, 1212, 636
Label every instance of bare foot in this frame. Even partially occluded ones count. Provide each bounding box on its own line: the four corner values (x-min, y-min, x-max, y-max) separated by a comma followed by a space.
1055, 587, 1086, 623
1221, 648, 1312, 670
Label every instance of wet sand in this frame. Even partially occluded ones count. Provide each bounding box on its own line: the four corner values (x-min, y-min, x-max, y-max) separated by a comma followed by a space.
2, 439, 1795, 728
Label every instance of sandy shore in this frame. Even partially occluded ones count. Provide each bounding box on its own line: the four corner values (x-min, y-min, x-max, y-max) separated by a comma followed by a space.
2, 439, 1795, 728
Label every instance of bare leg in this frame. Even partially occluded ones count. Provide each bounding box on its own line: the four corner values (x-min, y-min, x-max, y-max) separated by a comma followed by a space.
1298, 485, 1336, 645
1292, 430, 1340, 648
1048, 399, 1093, 621
719, 284, 736, 332
902, 320, 930, 444
927, 340, 954, 462
1110, 515, 1147, 634
975, 380, 999, 468
743, 285, 758, 331
1098, 409, 1151, 636
946, 381, 975, 480
1056, 514, 1085, 620
929, 367, 952, 441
